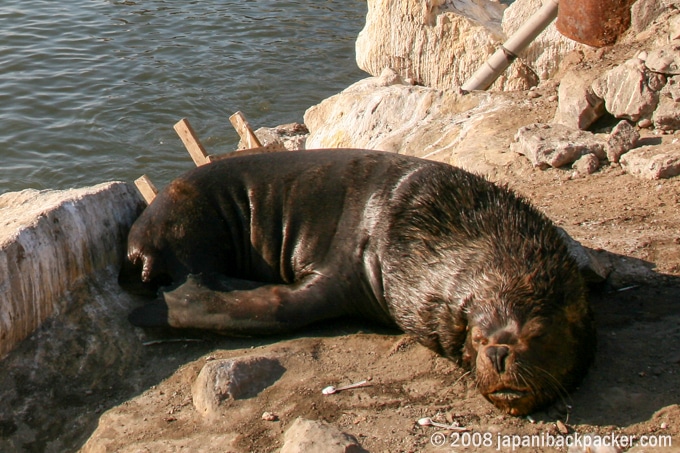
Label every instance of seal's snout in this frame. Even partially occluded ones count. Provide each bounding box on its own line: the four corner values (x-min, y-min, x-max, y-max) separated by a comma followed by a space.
485, 345, 510, 374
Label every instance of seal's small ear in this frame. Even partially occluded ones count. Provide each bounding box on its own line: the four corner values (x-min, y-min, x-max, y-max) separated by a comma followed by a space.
128, 301, 170, 328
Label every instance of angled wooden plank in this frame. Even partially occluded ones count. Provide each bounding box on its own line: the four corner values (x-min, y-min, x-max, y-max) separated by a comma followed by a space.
229, 111, 262, 149
134, 175, 158, 204
174, 118, 211, 166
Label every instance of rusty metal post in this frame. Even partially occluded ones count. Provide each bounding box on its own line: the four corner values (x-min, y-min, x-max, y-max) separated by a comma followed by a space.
556, 0, 636, 47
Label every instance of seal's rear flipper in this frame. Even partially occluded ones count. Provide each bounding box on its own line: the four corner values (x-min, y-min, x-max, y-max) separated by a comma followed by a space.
129, 300, 170, 327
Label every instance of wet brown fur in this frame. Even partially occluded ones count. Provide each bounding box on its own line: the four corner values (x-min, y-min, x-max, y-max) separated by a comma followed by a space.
120, 149, 596, 415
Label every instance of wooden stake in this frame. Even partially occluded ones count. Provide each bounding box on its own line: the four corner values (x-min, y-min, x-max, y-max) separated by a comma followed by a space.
135, 175, 158, 204
229, 111, 262, 149
174, 118, 211, 166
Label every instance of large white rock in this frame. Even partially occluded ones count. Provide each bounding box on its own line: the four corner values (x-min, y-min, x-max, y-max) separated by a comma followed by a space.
0, 182, 143, 359
303, 69, 540, 176
355, 0, 527, 90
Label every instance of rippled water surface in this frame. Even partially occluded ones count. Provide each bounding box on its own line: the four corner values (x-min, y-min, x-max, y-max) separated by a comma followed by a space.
0, 0, 367, 192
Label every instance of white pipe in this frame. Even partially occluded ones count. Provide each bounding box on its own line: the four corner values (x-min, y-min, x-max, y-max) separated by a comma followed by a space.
461, 0, 559, 92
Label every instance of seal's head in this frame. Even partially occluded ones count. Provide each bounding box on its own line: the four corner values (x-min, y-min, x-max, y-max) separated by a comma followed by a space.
381, 164, 596, 416
460, 266, 595, 416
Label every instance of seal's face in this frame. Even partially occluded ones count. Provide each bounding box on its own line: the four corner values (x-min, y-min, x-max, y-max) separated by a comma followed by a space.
462, 296, 594, 416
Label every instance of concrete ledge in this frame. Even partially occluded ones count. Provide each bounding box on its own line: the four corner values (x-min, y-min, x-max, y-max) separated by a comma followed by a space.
0, 182, 144, 359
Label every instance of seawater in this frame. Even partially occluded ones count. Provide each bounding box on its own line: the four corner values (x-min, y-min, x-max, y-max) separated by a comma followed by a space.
0, 0, 367, 193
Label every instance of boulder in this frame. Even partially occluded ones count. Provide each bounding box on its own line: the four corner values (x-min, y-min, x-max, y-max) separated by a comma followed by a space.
630, 0, 668, 35
653, 92, 680, 131
240, 123, 309, 151
645, 43, 680, 75
303, 70, 535, 176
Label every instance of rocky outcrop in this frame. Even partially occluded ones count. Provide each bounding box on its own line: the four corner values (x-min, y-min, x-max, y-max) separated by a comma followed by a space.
0, 182, 143, 360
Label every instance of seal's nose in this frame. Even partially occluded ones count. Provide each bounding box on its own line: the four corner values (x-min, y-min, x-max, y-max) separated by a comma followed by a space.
485, 345, 510, 373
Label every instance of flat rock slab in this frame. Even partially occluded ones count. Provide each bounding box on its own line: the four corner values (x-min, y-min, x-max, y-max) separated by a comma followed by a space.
620, 143, 680, 179
511, 123, 605, 168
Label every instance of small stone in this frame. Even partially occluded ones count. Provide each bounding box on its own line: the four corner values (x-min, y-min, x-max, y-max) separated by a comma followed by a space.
649, 73, 668, 92
638, 118, 653, 128
573, 153, 600, 175
661, 422, 669, 429
377, 67, 404, 87
556, 420, 570, 434
262, 412, 279, 422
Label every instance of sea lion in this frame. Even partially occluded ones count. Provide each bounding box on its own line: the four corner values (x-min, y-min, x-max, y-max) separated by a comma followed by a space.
120, 149, 595, 415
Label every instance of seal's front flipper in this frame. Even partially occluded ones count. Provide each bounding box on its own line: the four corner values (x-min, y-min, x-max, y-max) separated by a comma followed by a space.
156, 273, 345, 335
128, 300, 170, 327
